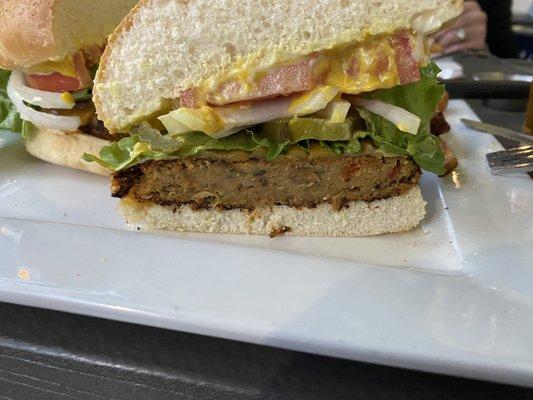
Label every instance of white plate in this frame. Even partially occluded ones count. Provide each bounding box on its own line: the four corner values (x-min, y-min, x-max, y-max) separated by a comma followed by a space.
1, 100, 532, 386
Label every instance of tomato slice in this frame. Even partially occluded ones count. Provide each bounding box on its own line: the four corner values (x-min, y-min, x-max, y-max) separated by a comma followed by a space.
25, 72, 83, 92
25, 52, 92, 93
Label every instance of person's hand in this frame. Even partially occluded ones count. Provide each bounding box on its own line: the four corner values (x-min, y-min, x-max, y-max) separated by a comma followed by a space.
433, 1, 487, 55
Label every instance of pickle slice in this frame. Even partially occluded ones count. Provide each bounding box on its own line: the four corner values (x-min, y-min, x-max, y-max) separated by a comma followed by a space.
132, 123, 185, 152
259, 118, 355, 142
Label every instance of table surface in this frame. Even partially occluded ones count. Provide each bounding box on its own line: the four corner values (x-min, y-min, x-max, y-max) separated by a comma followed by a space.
1, 54, 532, 399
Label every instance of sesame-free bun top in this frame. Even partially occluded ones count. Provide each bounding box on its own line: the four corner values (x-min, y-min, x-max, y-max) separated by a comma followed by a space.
94, 0, 462, 133
0, 0, 138, 70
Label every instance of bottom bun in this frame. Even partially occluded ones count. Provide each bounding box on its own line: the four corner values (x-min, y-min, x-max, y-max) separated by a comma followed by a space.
24, 126, 110, 176
119, 186, 427, 237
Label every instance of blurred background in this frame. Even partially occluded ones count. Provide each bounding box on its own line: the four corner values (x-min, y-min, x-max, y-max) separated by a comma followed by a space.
513, 0, 533, 58
432, 0, 533, 124
432, 0, 532, 59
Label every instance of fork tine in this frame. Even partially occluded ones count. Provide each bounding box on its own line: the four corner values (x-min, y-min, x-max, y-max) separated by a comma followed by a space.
486, 146, 533, 162
487, 151, 533, 164
489, 161, 533, 174
486, 145, 533, 174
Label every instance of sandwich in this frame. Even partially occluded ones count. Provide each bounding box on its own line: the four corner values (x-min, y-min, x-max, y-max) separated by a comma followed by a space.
0, 0, 138, 176
86, 0, 462, 237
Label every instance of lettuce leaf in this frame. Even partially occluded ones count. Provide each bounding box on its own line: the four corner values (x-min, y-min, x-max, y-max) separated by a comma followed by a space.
85, 63, 446, 173
0, 70, 23, 134
73, 88, 92, 102
319, 131, 369, 155
368, 63, 445, 128
83, 123, 366, 172
358, 62, 446, 174
20, 120, 34, 140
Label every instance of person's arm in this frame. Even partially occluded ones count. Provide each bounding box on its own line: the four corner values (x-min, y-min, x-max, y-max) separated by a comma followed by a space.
433, 1, 488, 55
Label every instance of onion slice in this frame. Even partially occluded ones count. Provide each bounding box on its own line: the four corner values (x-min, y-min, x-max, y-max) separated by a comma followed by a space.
9, 71, 75, 110
350, 97, 421, 135
160, 89, 337, 139
315, 99, 351, 123
288, 86, 339, 115
158, 114, 190, 135
7, 73, 82, 131
164, 98, 293, 139
414, 34, 427, 64
216, 97, 294, 138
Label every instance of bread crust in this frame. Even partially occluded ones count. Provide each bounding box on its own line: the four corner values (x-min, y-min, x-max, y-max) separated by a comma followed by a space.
0, 0, 138, 69
93, 0, 149, 122
119, 186, 427, 237
0, 0, 55, 69
24, 126, 110, 176
94, 0, 463, 132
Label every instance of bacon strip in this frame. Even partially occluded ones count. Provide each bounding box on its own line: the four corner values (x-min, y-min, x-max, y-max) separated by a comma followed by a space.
440, 138, 458, 176
348, 46, 391, 79
207, 56, 320, 107
389, 32, 420, 85
180, 32, 421, 109
180, 88, 202, 108
73, 52, 92, 89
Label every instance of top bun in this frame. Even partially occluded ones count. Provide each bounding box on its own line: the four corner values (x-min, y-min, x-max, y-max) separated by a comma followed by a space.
0, 0, 138, 70
94, 0, 462, 133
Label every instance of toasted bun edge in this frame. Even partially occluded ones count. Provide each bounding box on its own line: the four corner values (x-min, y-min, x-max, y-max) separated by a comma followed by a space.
0, 0, 138, 69
118, 186, 427, 237
24, 126, 110, 176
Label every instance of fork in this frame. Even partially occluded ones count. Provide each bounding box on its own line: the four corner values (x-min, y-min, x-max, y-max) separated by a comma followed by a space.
486, 145, 533, 174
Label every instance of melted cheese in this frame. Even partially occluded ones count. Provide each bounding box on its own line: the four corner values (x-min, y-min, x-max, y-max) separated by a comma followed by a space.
172, 106, 226, 135
189, 32, 418, 107
25, 55, 77, 77
203, 48, 293, 93
288, 86, 339, 115
323, 40, 399, 93
60, 92, 75, 107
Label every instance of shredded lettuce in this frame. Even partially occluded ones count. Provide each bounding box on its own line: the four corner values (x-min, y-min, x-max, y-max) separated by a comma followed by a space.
0, 70, 23, 134
85, 63, 446, 174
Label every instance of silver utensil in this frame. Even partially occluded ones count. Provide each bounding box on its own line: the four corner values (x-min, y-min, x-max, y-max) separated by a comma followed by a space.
486, 145, 533, 174
472, 71, 533, 83
462, 119, 533, 145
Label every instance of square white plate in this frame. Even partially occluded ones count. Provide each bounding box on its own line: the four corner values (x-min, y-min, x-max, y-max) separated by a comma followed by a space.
1, 100, 532, 386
